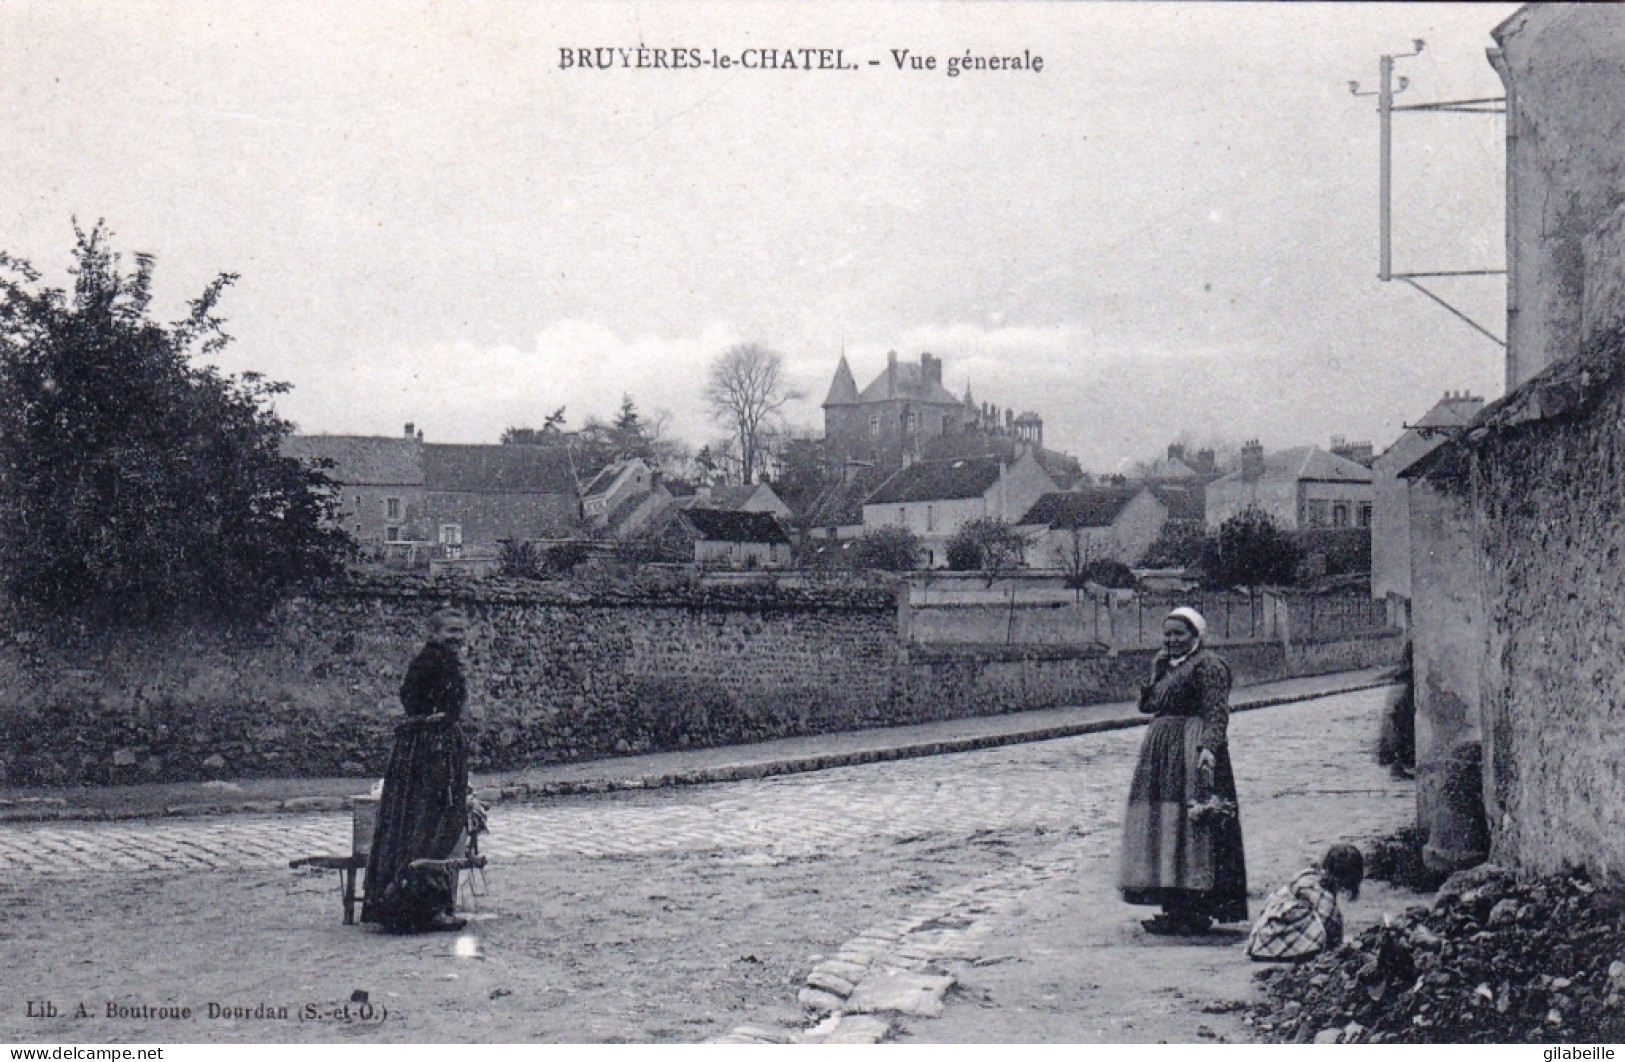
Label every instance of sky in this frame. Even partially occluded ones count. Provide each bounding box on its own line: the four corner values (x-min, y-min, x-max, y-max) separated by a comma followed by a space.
1, 1, 1518, 473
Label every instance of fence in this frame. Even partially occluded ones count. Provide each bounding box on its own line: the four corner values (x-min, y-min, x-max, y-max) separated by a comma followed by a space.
907, 589, 1393, 650
1262, 590, 1391, 644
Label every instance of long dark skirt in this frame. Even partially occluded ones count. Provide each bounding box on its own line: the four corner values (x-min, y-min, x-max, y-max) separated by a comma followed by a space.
1118, 715, 1249, 923
361, 718, 468, 930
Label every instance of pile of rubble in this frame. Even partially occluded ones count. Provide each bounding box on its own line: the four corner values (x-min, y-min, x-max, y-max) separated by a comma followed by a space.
1249, 864, 1625, 1043
1363, 825, 1447, 893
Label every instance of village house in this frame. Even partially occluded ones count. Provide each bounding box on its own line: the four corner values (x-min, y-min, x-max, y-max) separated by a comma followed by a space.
1018, 485, 1169, 569
673, 481, 793, 522
1141, 441, 1220, 484
1369, 391, 1485, 624
1401, 5, 1625, 878
803, 464, 890, 542
1203, 441, 1374, 532
422, 443, 579, 549
283, 429, 425, 546
580, 457, 673, 539
286, 425, 580, 555
662, 508, 794, 569
861, 451, 1057, 568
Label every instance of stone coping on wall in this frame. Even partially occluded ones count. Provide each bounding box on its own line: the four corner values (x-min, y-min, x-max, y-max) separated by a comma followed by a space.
906, 642, 1115, 664
320, 572, 899, 612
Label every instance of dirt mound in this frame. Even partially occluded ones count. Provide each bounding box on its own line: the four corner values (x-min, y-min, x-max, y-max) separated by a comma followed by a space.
1364, 825, 1447, 893
1248, 865, 1625, 1043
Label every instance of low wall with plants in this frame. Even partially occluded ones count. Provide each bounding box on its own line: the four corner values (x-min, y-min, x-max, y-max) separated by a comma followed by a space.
0, 577, 901, 787
0, 573, 1401, 789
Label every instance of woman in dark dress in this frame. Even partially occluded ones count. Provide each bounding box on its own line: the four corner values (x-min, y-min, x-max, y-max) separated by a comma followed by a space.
361, 609, 471, 932
1118, 606, 1249, 935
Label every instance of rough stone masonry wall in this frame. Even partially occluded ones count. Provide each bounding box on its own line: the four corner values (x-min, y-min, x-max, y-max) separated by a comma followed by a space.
1472, 371, 1625, 877
0, 575, 1401, 791
0, 581, 900, 788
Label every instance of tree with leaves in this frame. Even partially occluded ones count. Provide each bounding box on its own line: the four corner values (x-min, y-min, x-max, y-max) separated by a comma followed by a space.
1140, 520, 1208, 569
501, 406, 568, 446
0, 222, 352, 622
945, 517, 1032, 578
848, 525, 921, 571
703, 343, 802, 485
1201, 505, 1300, 595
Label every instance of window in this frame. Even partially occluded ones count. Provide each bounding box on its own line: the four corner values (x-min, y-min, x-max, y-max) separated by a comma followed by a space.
869, 415, 881, 439
898, 507, 907, 527
386, 497, 401, 520
1306, 500, 1329, 528
386, 526, 400, 542
926, 505, 934, 532
905, 411, 917, 433
439, 524, 463, 558
1332, 503, 1350, 528
1357, 503, 1373, 529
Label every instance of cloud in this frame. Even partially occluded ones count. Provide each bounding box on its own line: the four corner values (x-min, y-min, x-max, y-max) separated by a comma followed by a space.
282, 319, 750, 446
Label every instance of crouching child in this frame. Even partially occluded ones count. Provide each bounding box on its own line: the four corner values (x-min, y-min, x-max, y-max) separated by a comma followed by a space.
1246, 844, 1364, 962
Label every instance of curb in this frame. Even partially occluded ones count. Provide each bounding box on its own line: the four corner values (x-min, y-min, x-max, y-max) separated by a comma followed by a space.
0, 680, 1393, 824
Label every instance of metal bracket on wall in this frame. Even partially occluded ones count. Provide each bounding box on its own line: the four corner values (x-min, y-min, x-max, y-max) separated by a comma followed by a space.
1351, 41, 1508, 349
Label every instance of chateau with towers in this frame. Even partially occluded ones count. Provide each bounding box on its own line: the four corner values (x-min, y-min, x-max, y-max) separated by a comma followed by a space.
820, 350, 1078, 485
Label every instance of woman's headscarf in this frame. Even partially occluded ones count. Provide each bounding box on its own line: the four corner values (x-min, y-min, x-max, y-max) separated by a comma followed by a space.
1166, 606, 1208, 651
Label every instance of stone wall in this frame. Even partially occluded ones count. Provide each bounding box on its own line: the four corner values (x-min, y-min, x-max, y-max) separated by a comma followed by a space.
0, 580, 900, 788
901, 635, 1400, 722
0, 574, 1400, 791
1470, 367, 1625, 876
1407, 472, 1487, 837
1493, 6, 1625, 388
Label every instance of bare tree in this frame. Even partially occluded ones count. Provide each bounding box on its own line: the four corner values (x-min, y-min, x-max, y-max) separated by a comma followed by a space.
703, 343, 803, 484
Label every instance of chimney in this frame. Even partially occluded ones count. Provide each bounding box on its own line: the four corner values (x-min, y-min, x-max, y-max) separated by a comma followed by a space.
1240, 439, 1264, 478
921, 352, 942, 387
1167, 443, 1186, 463
1005, 408, 1014, 430
404, 422, 415, 438
886, 350, 898, 398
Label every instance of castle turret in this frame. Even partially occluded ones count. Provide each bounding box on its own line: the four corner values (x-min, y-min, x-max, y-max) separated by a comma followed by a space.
822, 355, 859, 407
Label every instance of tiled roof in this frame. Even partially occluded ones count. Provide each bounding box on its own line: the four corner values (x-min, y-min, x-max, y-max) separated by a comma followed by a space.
581, 458, 644, 500
806, 467, 888, 529
823, 355, 860, 406
856, 362, 962, 406
1143, 455, 1200, 481
1415, 396, 1486, 428
1209, 446, 1373, 487
423, 443, 578, 495
283, 435, 423, 485
679, 508, 790, 544
1019, 487, 1142, 529
865, 456, 1004, 505
1149, 484, 1205, 523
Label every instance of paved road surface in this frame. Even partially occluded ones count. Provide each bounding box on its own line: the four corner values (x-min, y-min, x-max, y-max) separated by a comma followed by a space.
0, 686, 1406, 1043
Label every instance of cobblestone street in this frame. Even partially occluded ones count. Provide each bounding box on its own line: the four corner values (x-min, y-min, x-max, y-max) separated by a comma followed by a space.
0, 685, 1406, 1043
0, 760, 1120, 877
